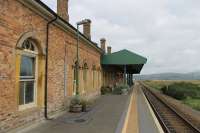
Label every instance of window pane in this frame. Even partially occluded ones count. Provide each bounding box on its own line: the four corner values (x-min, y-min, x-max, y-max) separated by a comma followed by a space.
22, 40, 35, 51
20, 56, 35, 77
25, 81, 34, 104
19, 82, 25, 105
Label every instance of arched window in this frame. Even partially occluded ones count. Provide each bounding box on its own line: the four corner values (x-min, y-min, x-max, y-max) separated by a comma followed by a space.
21, 39, 35, 51
73, 61, 78, 95
19, 38, 38, 109
97, 67, 101, 88
92, 65, 96, 88
83, 63, 88, 93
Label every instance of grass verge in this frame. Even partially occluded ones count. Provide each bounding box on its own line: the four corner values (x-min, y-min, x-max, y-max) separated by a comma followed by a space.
143, 80, 200, 111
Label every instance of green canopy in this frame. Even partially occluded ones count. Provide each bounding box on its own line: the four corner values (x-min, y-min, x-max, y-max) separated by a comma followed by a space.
101, 49, 147, 74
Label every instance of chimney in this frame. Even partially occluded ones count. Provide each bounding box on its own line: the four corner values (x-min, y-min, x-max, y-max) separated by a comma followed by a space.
83, 20, 91, 39
100, 38, 106, 52
57, 0, 69, 22
107, 46, 112, 54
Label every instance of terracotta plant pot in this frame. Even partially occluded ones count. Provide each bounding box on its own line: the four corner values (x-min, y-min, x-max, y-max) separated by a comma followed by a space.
69, 104, 82, 113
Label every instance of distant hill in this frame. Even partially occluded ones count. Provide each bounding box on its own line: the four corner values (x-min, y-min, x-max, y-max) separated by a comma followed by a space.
134, 71, 200, 80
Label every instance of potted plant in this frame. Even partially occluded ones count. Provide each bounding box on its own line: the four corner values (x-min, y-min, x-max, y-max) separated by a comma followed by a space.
81, 98, 92, 112
113, 84, 130, 95
81, 99, 87, 112
69, 95, 82, 113
122, 84, 130, 95
101, 86, 111, 95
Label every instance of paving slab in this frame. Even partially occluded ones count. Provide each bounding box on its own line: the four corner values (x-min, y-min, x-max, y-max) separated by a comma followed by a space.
137, 86, 160, 133
19, 94, 130, 133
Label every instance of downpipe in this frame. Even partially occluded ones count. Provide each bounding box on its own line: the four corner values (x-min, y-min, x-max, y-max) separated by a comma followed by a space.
44, 15, 58, 120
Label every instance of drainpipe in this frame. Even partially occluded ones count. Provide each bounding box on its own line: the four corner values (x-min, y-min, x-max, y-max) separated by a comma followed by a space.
44, 15, 58, 119
76, 24, 80, 95
64, 44, 67, 97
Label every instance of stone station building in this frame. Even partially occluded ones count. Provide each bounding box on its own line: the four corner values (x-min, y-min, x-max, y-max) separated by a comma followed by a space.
0, 0, 147, 132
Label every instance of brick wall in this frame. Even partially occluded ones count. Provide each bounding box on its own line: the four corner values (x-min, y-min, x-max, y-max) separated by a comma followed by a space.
0, 0, 102, 132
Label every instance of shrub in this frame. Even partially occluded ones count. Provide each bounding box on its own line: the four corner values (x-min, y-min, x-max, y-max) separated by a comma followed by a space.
113, 84, 130, 95
80, 97, 90, 112
101, 86, 112, 95
161, 82, 200, 100
183, 98, 200, 111
70, 95, 81, 106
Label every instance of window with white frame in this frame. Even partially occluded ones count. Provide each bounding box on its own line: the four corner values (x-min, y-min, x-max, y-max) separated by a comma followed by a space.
19, 39, 38, 109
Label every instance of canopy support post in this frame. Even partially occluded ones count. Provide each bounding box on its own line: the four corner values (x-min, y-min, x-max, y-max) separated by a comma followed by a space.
128, 74, 129, 85
123, 65, 127, 85
130, 74, 132, 85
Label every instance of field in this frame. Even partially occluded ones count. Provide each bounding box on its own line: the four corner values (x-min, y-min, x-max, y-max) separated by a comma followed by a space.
144, 80, 200, 90
143, 80, 200, 111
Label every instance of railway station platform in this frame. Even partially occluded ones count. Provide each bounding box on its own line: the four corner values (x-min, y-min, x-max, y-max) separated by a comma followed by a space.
12, 83, 163, 133
15, 94, 130, 133
137, 85, 162, 133
125, 83, 163, 133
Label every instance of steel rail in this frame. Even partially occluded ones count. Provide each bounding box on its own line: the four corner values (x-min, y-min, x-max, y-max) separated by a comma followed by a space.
140, 82, 200, 133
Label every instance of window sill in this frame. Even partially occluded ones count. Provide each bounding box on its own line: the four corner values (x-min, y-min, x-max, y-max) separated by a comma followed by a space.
16, 106, 42, 116
18, 103, 37, 111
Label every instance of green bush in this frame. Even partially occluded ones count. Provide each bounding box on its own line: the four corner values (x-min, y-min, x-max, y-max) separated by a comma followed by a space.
183, 98, 200, 111
113, 84, 130, 95
101, 86, 112, 95
161, 82, 200, 100
70, 95, 81, 106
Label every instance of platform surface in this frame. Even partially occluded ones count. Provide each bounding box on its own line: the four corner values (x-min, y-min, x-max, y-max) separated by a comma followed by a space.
137, 86, 160, 133
14, 84, 161, 133
18, 94, 129, 133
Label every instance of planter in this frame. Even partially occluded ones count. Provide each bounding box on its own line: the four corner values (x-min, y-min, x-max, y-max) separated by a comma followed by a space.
82, 104, 91, 112
69, 104, 82, 113
121, 89, 128, 95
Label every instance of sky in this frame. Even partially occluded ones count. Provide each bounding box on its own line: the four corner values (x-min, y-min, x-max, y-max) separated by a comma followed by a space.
41, 0, 200, 74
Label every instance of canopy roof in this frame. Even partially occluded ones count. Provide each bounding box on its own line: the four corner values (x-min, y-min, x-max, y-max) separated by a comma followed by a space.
101, 49, 147, 74
102, 49, 147, 65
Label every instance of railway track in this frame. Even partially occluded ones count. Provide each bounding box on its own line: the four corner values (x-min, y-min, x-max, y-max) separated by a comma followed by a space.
140, 83, 200, 133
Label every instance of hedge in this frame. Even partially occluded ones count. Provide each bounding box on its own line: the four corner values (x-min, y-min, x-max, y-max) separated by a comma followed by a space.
161, 82, 200, 100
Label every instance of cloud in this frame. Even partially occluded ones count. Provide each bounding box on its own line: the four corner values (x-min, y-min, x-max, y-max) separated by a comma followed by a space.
41, 0, 200, 74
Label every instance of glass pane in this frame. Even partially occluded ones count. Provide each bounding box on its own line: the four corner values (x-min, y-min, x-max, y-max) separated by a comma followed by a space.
25, 81, 34, 104
19, 82, 25, 105
20, 56, 35, 77
29, 42, 35, 51
22, 40, 35, 51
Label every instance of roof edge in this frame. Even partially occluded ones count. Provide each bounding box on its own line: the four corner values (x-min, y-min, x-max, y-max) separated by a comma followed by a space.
17, 0, 104, 54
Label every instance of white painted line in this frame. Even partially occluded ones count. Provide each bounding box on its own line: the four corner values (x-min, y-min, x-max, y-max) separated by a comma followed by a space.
140, 88, 164, 133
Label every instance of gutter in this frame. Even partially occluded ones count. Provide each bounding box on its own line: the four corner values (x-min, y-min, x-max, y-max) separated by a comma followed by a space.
17, 0, 104, 54
17, 0, 103, 118
44, 13, 58, 119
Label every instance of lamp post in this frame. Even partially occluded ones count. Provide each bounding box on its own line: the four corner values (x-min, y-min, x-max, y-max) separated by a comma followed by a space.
76, 19, 91, 95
